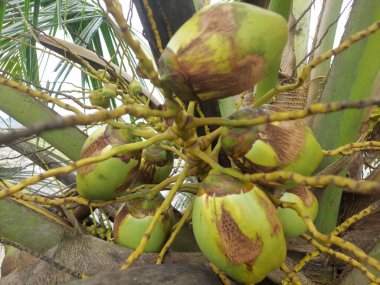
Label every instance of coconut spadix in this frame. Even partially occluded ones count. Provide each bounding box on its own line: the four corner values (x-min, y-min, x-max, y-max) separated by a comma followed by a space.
76, 125, 141, 200
192, 171, 286, 284
158, 2, 288, 101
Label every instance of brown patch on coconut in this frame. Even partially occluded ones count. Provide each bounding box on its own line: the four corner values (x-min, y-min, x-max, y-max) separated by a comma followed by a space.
287, 186, 314, 207
199, 5, 237, 35
233, 155, 279, 175
113, 206, 129, 240
137, 162, 157, 184
257, 195, 282, 236
161, 209, 172, 225
181, 54, 265, 101
216, 206, 262, 269
78, 134, 110, 174
262, 120, 305, 165
173, 5, 266, 100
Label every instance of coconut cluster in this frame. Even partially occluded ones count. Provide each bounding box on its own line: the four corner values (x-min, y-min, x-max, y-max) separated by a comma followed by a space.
76, 126, 174, 252
76, 126, 174, 200
157, 2, 322, 283
75, 2, 323, 282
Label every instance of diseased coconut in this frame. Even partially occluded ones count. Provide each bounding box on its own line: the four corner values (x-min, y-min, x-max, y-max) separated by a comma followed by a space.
221, 106, 323, 180
192, 171, 286, 284
158, 2, 288, 101
278, 186, 319, 238
114, 195, 173, 253
76, 125, 141, 200
135, 141, 174, 184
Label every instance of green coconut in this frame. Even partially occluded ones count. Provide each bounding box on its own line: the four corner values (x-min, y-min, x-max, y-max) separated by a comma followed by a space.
113, 195, 173, 252
277, 187, 319, 238
135, 141, 174, 184
221, 106, 323, 178
89, 90, 110, 108
192, 171, 286, 284
101, 83, 118, 99
158, 2, 288, 101
129, 81, 143, 96
96, 69, 111, 81
76, 125, 141, 200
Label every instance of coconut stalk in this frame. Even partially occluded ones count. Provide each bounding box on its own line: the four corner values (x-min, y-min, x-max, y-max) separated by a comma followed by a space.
292, 0, 312, 73
0, 78, 87, 256
255, 0, 293, 99
0, 198, 74, 253
307, 0, 344, 105
312, 0, 380, 234
0, 83, 86, 161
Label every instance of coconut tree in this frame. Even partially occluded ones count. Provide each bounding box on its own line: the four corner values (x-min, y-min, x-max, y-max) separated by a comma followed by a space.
0, 0, 379, 284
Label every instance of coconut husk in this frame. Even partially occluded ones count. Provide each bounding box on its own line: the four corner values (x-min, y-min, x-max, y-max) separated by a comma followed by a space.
271, 74, 309, 111
1, 247, 36, 277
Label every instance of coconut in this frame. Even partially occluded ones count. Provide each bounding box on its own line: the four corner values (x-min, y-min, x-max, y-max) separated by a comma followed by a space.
76, 125, 141, 200
101, 83, 118, 99
135, 141, 174, 184
96, 69, 111, 81
277, 186, 318, 238
158, 2, 288, 101
129, 81, 143, 96
192, 171, 286, 284
113, 195, 173, 252
89, 90, 110, 108
221, 106, 323, 178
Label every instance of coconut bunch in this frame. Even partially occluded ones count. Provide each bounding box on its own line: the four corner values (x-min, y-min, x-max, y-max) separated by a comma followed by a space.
113, 194, 173, 252
76, 125, 142, 200
221, 105, 323, 179
158, 2, 288, 102
75, 2, 323, 283
155, 2, 322, 283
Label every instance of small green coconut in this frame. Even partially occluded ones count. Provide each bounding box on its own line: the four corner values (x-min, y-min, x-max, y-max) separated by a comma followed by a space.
221, 106, 323, 179
89, 90, 110, 108
192, 171, 286, 284
76, 125, 141, 200
135, 141, 174, 184
101, 83, 118, 99
277, 187, 319, 238
96, 69, 111, 81
158, 2, 288, 101
129, 81, 143, 96
113, 195, 173, 252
